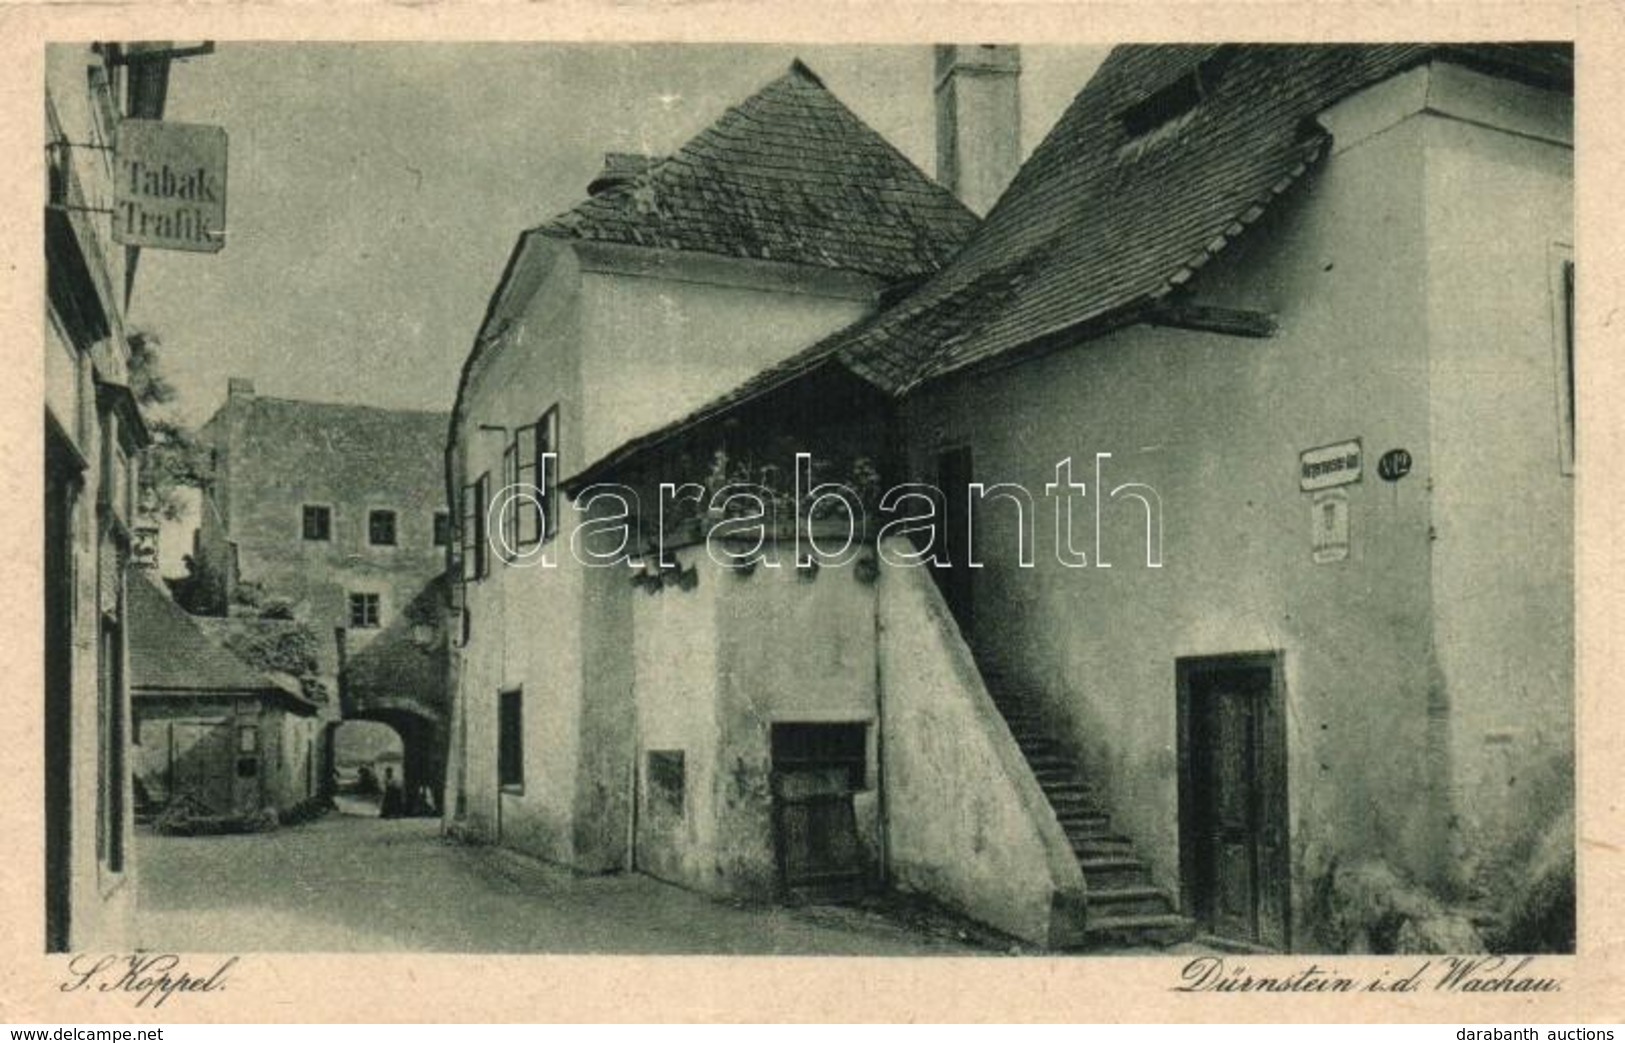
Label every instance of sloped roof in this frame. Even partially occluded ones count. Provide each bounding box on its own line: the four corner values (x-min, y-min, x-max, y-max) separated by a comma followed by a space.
833, 43, 1571, 391
539, 60, 979, 282
129, 575, 311, 711
222, 395, 448, 463
572, 43, 1571, 482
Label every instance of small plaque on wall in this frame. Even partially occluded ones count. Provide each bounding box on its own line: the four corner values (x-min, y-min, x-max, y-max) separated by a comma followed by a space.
1311, 489, 1350, 564
1300, 439, 1362, 491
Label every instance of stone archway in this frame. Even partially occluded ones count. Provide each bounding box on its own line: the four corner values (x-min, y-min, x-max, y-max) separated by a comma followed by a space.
343, 701, 446, 817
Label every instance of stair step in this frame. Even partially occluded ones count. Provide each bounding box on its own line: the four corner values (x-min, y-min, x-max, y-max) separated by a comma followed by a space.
1083, 913, 1196, 947
1078, 856, 1153, 889
1071, 835, 1135, 856
1090, 891, 1174, 918
1056, 812, 1111, 829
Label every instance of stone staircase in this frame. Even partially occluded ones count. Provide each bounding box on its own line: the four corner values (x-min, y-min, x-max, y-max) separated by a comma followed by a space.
985, 675, 1194, 948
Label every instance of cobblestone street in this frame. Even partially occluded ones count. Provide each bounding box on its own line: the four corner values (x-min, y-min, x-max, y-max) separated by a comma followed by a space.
133, 807, 994, 955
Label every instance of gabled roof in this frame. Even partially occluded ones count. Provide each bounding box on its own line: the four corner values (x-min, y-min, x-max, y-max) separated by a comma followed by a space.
573, 43, 1571, 482
207, 393, 448, 506
129, 575, 313, 712
829, 43, 1571, 392
215, 394, 448, 459
538, 60, 978, 282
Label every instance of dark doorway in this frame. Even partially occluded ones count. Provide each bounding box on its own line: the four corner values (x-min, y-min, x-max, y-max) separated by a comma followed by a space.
770, 722, 868, 898
934, 446, 974, 633
44, 433, 78, 952
1177, 654, 1290, 950
332, 720, 406, 816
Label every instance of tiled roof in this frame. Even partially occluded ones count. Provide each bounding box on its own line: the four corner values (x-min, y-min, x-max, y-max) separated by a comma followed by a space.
540, 60, 979, 282
129, 575, 309, 707
835, 43, 1571, 391
572, 43, 1570, 481
223, 395, 448, 462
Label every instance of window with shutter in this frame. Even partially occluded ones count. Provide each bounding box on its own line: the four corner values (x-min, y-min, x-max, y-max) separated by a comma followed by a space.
514, 421, 540, 547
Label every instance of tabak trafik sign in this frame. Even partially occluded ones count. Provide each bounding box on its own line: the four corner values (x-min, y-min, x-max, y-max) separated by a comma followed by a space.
113, 119, 228, 253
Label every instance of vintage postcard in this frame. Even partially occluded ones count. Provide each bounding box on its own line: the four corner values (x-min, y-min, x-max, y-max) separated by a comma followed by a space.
1, 0, 1620, 1024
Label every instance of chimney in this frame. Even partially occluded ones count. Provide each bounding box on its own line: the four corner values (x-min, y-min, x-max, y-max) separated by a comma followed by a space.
587, 152, 662, 196
934, 45, 1021, 217
227, 377, 255, 400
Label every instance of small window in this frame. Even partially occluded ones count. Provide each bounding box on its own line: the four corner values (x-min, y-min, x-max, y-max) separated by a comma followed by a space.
647, 750, 685, 815
433, 510, 451, 547
368, 509, 397, 547
498, 689, 524, 790
1552, 249, 1575, 474
236, 757, 257, 778
1120, 47, 1235, 141
238, 725, 258, 754
462, 473, 490, 581
540, 407, 560, 541
771, 722, 868, 790
348, 592, 381, 629
302, 505, 332, 542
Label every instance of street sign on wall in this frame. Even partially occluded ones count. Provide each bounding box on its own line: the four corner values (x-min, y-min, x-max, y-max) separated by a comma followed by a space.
1299, 439, 1362, 491
113, 119, 227, 253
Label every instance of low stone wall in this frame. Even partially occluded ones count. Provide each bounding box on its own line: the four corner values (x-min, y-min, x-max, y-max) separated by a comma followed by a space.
877, 539, 1087, 948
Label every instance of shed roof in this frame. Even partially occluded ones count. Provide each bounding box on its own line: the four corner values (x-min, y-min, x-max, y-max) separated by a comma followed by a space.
129, 576, 314, 712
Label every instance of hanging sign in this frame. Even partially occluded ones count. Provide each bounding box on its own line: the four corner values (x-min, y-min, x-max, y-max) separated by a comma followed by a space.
1299, 439, 1362, 491
1377, 448, 1413, 482
113, 119, 228, 253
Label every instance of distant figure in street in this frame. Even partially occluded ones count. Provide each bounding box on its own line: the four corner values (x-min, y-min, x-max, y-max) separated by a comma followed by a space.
380, 766, 404, 818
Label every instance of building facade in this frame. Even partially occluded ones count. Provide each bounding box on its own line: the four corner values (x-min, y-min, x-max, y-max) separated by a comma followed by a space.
43, 42, 183, 952
444, 61, 978, 879
130, 575, 322, 820
446, 45, 1573, 953
191, 381, 452, 804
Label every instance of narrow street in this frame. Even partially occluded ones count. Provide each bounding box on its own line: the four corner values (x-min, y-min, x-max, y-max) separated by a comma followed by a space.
133, 806, 995, 955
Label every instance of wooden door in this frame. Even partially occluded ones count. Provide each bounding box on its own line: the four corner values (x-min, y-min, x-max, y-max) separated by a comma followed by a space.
44, 442, 76, 952
170, 721, 235, 814
1178, 656, 1289, 949
771, 723, 867, 896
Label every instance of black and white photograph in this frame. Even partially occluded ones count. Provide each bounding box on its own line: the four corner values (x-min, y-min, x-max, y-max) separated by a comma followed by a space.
30, 18, 1594, 1018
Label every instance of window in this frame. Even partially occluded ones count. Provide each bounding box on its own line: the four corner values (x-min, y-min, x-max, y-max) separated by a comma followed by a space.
302, 505, 332, 542
508, 406, 558, 550
647, 750, 686, 816
1552, 247, 1575, 474
498, 689, 524, 790
433, 510, 451, 547
771, 722, 869, 790
461, 473, 490, 581
238, 724, 259, 754
368, 509, 397, 547
348, 592, 381, 629
540, 407, 560, 541
502, 440, 520, 559
512, 424, 537, 548
1120, 46, 1235, 142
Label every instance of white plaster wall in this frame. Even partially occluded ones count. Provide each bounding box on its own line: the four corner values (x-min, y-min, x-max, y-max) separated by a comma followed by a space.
1423, 104, 1573, 894
903, 113, 1443, 943
576, 269, 874, 470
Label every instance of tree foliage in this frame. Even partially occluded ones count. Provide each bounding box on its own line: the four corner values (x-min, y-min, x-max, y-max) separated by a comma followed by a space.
128, 331, 210, 521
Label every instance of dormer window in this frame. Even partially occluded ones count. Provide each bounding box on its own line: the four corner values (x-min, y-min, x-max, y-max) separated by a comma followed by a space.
1120, 47, 1236, 143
